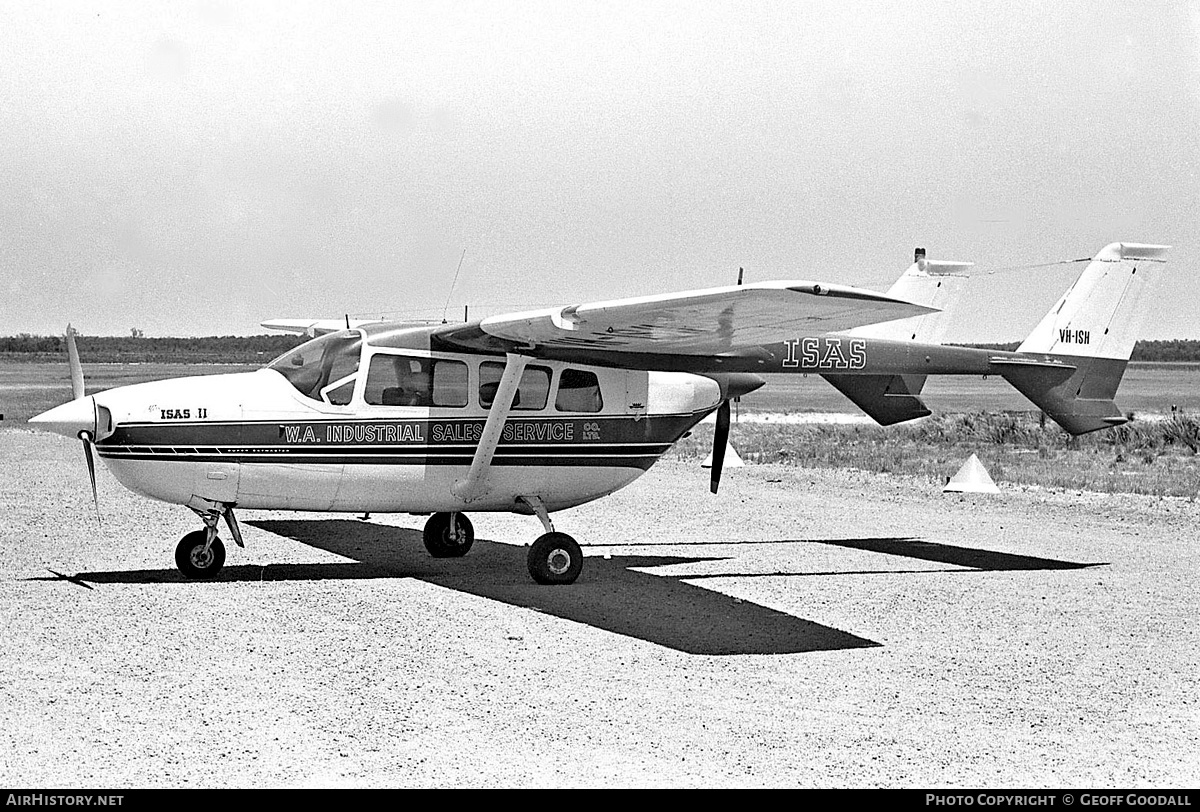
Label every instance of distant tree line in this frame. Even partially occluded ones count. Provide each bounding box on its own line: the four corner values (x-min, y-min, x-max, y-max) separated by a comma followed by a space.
953, 340, 1200, 362
1129, 340, 1200, 362
4, 334, 1200, 363
0, 334, 307, 364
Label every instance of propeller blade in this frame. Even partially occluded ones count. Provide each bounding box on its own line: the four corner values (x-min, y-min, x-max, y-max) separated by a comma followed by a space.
710, 399, 730, 494
80, 431, 101, 525
65, 325, 85, 400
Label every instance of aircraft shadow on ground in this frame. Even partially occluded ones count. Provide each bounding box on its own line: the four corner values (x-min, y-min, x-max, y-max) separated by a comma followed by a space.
44, 520, 1104, 657
37, 521, 1103, 657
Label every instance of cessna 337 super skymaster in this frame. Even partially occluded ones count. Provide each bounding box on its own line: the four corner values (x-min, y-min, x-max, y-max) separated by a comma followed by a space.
30, 242, 1168, 585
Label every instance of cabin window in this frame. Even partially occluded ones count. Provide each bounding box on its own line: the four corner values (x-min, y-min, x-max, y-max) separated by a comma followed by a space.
478, 362, 551, 410
365, 355, 468, 407
432, 360, 469, 406
267, 331, 362, 405
555, 368, 603, 413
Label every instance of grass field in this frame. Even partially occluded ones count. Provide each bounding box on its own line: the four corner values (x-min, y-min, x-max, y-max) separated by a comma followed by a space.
673, 411, 1200, 498
5, 361, 1200, 497
738, 365, 1200, 415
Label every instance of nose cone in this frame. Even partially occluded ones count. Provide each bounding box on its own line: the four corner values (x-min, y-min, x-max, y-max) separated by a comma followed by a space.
30, 396, 96, 439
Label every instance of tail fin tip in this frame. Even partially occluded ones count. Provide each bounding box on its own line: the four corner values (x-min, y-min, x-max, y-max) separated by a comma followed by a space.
1110, 242, 1170, 261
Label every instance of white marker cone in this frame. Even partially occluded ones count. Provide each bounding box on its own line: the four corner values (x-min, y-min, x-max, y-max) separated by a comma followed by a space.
943, 453, 999, 494
702, 443, 744, 468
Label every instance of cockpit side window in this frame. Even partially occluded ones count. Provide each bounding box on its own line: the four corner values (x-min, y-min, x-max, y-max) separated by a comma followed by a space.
267, 331, 362, 405
365, 355, 468, 407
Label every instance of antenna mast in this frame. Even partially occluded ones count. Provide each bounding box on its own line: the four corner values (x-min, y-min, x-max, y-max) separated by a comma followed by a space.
441, 249, 467, 324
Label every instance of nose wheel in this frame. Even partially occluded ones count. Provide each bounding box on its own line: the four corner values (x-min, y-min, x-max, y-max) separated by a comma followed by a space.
175, 530, 226, 579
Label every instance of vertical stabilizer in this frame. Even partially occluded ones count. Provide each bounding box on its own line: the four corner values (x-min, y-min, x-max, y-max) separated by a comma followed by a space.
850, 252, 972, 343
1001, 242, 1170, 434
829, 251, 972, 425
1017, 242, 1169, 360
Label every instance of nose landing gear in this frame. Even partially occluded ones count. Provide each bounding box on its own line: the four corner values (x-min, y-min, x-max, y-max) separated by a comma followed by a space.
175, 530, 225, 579
175, 502, 242, 579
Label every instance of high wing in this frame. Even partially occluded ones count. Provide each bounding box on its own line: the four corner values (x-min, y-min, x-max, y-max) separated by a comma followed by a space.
448, 280, 935, 357
261, 317, 389, 336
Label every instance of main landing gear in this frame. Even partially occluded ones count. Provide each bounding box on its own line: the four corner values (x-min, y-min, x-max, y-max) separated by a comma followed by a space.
527, 532, 583, 586
175, 502, 242, 579
172, 500, 584, 585
421, 498, 583, 585
517, 496, 581, 585
423, 512, 475, 558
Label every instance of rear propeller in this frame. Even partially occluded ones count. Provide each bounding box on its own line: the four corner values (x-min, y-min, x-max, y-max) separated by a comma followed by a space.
66, 326, 101, 525
709, 399, 731, 494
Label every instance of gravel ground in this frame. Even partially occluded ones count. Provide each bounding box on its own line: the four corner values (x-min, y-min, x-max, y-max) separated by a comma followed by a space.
2, 427, 1197, 788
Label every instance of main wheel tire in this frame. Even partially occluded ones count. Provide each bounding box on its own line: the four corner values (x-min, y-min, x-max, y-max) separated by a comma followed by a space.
423, 512, 475, 558
527, 532, 583, 585
175, 530, 226, 579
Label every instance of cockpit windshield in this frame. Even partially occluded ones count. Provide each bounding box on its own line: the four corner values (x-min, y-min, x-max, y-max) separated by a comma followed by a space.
266, 331, 363, 405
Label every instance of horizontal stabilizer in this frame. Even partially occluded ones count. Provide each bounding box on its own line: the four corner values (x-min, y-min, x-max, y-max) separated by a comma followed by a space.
988, 356, 1077, 371
1000, 357, 1129, 434
822, 373, 931, 426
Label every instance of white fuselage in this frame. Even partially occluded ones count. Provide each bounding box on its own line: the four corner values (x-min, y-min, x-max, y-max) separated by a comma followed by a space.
83, 346, 720, 515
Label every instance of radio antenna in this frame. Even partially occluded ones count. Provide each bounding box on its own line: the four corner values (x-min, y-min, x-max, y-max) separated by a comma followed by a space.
441, 249, 467, 324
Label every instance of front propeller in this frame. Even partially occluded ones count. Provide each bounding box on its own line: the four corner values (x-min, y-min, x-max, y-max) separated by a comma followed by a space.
79, 429, 101, 525
68, 327, 102, 525
710, 399, 731, 494
29, 326, 103, 524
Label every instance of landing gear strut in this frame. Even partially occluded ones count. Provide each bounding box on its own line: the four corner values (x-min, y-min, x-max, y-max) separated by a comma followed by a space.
421, 500, 583, 584
423, 512, 475, 558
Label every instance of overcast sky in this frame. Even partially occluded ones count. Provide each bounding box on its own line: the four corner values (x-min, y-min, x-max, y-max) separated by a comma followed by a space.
3, 0, 1197, 340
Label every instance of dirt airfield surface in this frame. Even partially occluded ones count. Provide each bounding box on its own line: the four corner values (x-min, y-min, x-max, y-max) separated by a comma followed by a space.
2, 427, 1197, 788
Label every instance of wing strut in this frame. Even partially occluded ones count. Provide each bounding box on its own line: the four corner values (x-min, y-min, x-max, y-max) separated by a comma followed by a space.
451, 353, 529, 504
